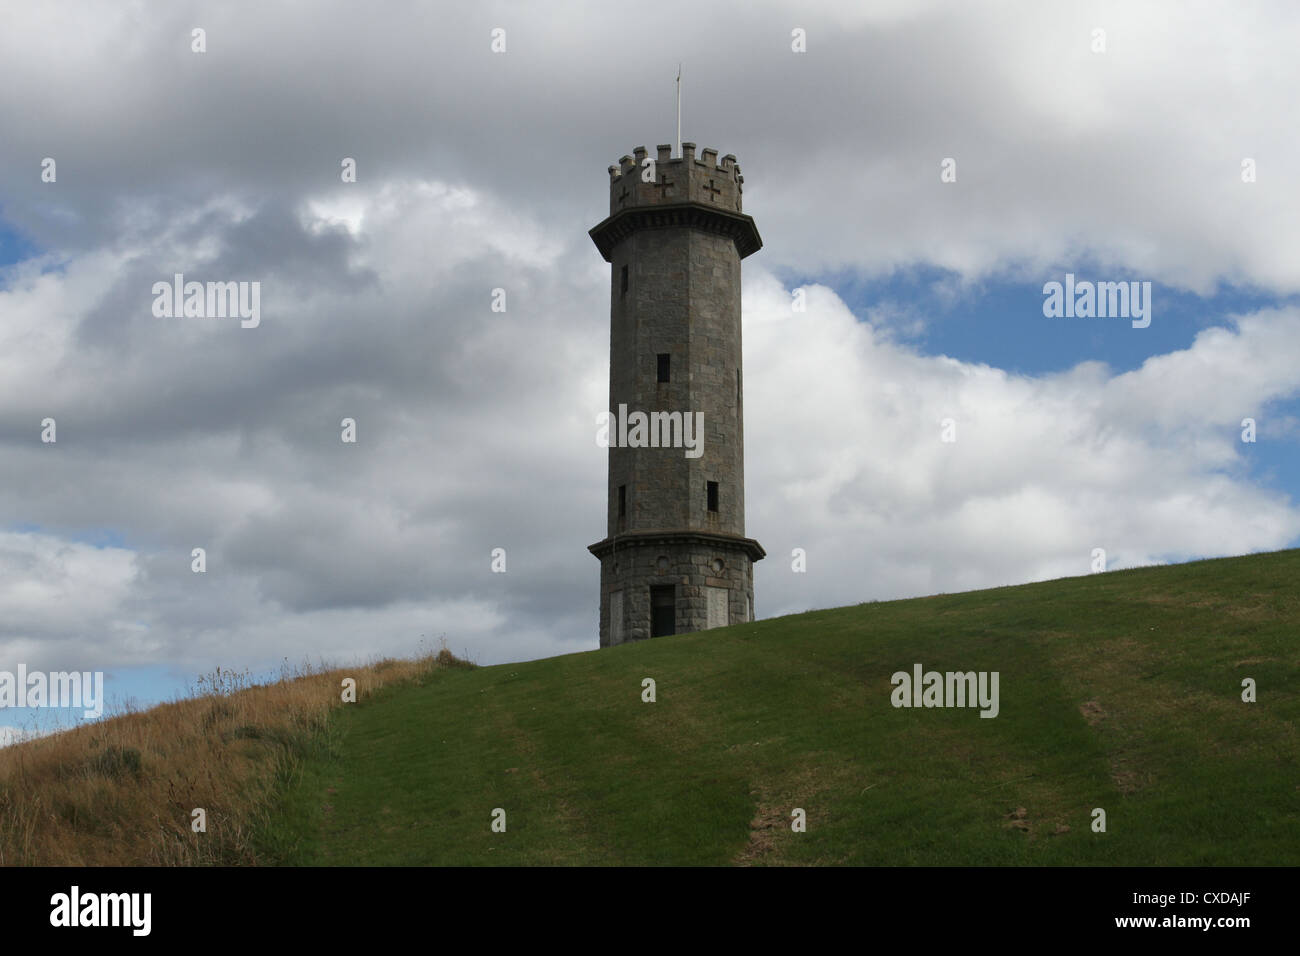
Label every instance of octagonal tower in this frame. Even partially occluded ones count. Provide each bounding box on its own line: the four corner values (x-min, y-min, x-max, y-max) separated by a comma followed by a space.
589, 142, 765, 647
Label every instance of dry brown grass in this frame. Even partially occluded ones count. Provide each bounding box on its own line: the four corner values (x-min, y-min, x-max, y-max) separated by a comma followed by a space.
0, 647, 471, 866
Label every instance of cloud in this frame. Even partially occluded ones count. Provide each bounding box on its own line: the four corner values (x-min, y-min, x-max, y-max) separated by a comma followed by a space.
0, 1, 1297, 681
743, 274, 1300, 613
0, 533, 142, 657
3, 2, 1300, 292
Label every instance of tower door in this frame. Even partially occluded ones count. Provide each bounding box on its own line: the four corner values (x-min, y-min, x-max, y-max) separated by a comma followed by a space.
650, 585, 676, 637
609, 590, 624, 645
706, 586, 729, 630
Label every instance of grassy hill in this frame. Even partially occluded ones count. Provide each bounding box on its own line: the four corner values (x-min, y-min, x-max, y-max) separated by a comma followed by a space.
261, 550, 1300, 866
0, 656, 445, 865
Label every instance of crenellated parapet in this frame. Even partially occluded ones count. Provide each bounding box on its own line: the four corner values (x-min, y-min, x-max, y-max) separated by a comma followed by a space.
592, 144, 761, 262
607, 143, 745, 215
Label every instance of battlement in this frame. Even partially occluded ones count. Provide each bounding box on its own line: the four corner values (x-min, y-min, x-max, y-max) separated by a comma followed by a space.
606, 143, 745, 216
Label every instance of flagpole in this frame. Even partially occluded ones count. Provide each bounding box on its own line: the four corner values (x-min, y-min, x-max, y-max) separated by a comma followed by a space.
676, 64, 682, 158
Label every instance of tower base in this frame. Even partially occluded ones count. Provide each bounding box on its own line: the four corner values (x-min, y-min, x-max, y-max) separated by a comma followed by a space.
589, 530, 765, 647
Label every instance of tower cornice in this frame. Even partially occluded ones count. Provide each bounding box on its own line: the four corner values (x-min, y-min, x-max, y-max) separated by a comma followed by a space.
588, 529, 767, 563
589, 201, 763, 262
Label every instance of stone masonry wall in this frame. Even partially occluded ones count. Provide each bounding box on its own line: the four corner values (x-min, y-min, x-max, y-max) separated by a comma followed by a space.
605, 228, 745, 538
597, 538, 755, 647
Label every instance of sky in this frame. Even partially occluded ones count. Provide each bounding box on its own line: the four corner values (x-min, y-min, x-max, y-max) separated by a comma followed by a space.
2, 0, 1298, 738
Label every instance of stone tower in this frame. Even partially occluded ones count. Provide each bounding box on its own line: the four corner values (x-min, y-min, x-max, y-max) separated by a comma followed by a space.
588, 142, 765, 647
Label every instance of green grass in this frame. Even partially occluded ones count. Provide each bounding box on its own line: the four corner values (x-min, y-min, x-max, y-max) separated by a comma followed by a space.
262, 550, 1300, 865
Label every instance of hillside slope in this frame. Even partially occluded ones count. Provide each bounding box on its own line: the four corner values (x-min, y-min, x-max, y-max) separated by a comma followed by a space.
266, 551, 1300, 865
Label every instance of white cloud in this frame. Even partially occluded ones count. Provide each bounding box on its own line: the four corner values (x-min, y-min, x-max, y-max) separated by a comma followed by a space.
743, 271, 1300, 615
0, 532, 140, 643
0, 1, 1298, 681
